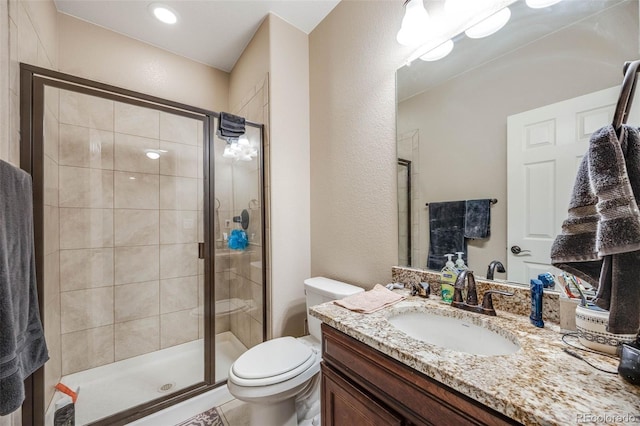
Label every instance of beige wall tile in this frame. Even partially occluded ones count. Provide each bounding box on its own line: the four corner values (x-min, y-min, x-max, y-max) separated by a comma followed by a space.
61, 325, 114, 375
160, 276, 197, 314
43, 251, 60, 308
115, 316, 159, 361
114, 132, 159, 174
159, 140, 198, 178
43, 205, 59, 255
59, 166, 114, 208
59, 207, 113, 249
114, 209, 159, 246
43, 329, 61, 408
115, 280, 159, 322
160, 112, 199, 145
114, 171, 159, 209
61, 287, 113, 333
159, 175, 198, 210
44, 86, 59, 120
215, 271, 230, 301
115, 245, 159, 284
250, 316, 263, 348
44, 105, 58, 162
160, 310, 198, 348
114, 101, 159, 139
59, 124, 114, 169
44, 155, 58, 207
59, 89, 114, 131
250, 281, 263, 323
60, 248, 114, 291
159, 210, 197, 244
159, 243, 197, 279
18, 3, 37, 65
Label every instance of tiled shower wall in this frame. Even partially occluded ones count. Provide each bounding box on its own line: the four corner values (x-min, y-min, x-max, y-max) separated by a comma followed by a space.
227, 75, 269, 349
51, 90, 204, 376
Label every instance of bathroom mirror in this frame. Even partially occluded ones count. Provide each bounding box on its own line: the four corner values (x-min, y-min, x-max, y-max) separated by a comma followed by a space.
396, 0, 639, 287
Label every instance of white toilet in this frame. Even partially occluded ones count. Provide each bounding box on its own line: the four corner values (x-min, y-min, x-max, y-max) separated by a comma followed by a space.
227, 277, 364, 426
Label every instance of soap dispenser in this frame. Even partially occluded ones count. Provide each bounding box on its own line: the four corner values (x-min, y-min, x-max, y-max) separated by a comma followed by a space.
454, 252, 468, 273
440, 254, 457, 304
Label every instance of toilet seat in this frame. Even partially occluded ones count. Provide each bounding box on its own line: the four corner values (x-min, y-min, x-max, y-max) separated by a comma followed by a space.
230, 337, 316, 387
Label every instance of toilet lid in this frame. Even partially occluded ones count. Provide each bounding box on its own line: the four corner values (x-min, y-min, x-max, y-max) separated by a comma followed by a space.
231, 336, 314, 384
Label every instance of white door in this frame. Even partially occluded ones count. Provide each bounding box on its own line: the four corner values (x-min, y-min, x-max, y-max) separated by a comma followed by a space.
507, 86, 639, 284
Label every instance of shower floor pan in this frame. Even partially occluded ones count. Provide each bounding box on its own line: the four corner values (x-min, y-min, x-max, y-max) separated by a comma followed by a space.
45, 332, 247, 425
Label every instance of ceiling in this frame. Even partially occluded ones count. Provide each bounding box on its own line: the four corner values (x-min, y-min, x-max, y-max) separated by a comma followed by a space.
53, 0, 341, 72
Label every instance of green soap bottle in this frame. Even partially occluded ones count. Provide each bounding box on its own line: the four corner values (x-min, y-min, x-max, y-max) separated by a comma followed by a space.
440, 254, 457, 303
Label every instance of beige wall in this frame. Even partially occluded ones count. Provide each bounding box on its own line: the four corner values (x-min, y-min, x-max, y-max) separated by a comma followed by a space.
397, 1, 639, 275
268, 14, 311, 337
58, 14, 229, 112
1, 0, 59, 424
309, 1, 409, 289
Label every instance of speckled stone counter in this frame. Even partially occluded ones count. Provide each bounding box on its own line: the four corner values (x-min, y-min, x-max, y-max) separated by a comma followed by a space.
310, 292, 640, 426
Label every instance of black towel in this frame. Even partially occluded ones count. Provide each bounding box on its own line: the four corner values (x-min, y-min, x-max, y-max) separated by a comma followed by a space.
217, 112, 245, 140
0, 160, 49, 415
464, 199, 491, 239
551, 125, 640, 335
427, 201, 467, 270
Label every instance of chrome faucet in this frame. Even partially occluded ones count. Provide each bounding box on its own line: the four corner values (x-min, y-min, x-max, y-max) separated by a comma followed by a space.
452, 270, 513, 316
486, 260, 506, 280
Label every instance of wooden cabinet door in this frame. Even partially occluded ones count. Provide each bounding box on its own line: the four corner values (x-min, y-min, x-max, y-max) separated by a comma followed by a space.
321, 364, 404, 426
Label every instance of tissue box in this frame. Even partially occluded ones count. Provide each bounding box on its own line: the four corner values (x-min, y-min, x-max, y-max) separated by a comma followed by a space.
575, 305, 637, 355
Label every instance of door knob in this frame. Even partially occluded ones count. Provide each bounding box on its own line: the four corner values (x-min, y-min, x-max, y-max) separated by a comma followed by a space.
510, 245, 531, 255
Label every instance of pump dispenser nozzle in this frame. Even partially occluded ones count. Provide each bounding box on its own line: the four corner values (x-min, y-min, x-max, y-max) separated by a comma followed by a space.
444, 254, 455, 268
455, 252, 467, 271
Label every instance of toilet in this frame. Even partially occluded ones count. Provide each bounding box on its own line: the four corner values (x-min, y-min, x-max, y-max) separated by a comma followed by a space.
227, 277, 364, 426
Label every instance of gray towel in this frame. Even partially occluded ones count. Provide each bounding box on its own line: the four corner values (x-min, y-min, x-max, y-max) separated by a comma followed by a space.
0, 160, 49, 415
551, 125, 640, 335
217, 112, 245, 140
464, 199, 491, 239
427, 201, 467, 270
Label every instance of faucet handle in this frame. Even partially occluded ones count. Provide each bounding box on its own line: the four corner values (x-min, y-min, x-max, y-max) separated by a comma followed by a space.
481, 290, 514, 315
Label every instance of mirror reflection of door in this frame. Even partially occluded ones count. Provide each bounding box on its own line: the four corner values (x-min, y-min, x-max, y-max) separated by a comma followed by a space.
398, 159, 412, 266
507, 86, 640, 284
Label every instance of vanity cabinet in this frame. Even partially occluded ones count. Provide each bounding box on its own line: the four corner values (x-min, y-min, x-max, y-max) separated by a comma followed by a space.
320, 324, 521, 426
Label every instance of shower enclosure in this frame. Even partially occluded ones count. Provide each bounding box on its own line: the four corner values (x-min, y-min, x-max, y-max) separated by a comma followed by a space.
19, 64, 267, 425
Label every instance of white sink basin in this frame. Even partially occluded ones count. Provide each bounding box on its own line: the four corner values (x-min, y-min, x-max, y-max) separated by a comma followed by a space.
387, 312, 520, 356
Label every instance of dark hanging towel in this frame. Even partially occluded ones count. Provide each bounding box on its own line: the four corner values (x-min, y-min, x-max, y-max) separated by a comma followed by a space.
217, 112, 246, 140
464, 199, 492, 239
427, 201, 467, 270
0, 160, 49, 415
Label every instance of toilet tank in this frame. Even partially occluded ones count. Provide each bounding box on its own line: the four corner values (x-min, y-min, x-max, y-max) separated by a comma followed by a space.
304, 277, 364, 341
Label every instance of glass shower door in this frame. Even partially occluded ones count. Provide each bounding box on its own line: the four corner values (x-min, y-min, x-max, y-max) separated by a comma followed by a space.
40, 83, 207, 424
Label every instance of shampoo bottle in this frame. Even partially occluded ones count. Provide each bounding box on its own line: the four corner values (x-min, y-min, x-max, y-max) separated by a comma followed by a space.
530, 279, 544, 328
440, 254, 457, 303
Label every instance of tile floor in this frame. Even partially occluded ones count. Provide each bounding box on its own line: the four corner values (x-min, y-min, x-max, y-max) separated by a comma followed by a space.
217, 398, 250, 426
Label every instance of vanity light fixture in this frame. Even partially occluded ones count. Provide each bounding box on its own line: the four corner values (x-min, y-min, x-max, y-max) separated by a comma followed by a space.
525, 0, 562, 9
464, 7, 511, 39
149, 3, 178, 25
396, 0, 430, 46
420, 39, 454, 61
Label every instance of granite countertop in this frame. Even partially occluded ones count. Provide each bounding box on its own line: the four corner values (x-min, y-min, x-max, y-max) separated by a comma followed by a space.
310, 291, 640, 426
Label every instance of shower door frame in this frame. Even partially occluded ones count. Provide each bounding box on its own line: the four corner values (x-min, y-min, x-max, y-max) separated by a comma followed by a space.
19, 64, 268, 426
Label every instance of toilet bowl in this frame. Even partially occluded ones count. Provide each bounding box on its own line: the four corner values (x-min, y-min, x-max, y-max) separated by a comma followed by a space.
226, 277, 364, 426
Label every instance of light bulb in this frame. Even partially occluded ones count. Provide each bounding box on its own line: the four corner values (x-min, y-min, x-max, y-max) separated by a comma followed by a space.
419, 39, 454, 62
145, 150, 160, 160
149, 3, 177, 24
396, 0, 430, 46
464, 7, 511, 39
525, 0, 562, 8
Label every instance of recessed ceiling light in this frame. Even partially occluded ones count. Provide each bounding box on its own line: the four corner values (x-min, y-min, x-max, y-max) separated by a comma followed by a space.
149, 3, 177, 25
